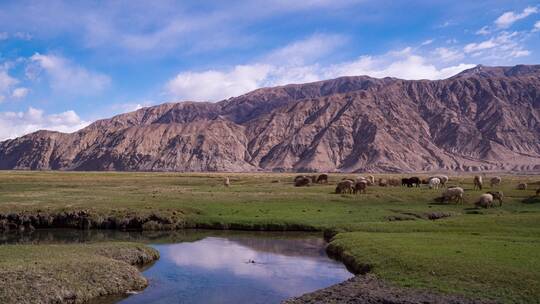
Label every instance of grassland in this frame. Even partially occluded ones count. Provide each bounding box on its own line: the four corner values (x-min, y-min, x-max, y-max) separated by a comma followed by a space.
0, 242, 159, 303
0, 171, 539, 303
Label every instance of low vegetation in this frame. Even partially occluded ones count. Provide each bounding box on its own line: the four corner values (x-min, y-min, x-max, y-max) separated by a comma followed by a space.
0, 171, 539, 303
0, 242, 159, 303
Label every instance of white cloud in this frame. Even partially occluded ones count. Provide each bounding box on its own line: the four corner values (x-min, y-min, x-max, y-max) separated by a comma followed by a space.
29, 53, 111, 95
165, 64, 272, 101
463, 31, 530, 59
421, 39, 434, 46
432, 47, 464, 62
324, 50, 474, 80
534, 20, 540, 32
263, 34, 347, 65
11, 87, 29, 99
13, 32, 32, 40
0, 69, 19, 103
464, 39, 497, 53
165, 38, 476, 101
476, 26, 491, 35
0, 107, 89, 140
495, 6, 538, 29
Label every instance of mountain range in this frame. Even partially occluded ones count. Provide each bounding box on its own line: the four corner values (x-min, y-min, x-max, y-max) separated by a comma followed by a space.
1, 64, 539, 172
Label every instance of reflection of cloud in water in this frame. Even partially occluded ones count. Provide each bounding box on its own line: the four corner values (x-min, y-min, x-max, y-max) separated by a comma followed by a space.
164, 237, 352, 296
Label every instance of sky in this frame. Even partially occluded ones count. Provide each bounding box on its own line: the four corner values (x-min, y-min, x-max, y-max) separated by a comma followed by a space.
0, 0, 539, 140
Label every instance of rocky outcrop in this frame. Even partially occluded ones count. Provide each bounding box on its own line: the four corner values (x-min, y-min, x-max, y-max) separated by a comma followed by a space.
1, 64, 539, 172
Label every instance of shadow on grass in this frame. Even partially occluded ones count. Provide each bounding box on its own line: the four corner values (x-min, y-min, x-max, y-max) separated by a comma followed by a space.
522, 196, 540, 204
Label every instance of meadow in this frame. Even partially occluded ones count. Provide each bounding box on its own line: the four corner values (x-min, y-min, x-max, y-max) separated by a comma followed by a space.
0, 171, 539, 303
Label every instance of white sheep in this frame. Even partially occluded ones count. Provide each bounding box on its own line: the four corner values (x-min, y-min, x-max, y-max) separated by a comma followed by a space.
430, 175, 449, 187
475, 193, 493, 208
356, 176, 367, 183
367, 175, 375, 185
224, 177, 230, 187
429, 177, 441, 189
441, 187, 464, 204
490, 176, 501, 188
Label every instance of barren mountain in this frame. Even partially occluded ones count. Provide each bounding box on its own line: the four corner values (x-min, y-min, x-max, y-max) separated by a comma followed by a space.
1, 64, 540, 172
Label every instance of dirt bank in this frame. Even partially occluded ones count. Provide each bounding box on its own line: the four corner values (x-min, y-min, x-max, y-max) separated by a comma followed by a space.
0, 210, 319, 232
283, 274, 493, 304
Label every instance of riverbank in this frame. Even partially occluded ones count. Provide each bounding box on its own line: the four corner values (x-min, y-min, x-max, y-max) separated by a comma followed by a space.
0, 242, 159, 304
0, 171, 539, 303
284, 274, 493, 304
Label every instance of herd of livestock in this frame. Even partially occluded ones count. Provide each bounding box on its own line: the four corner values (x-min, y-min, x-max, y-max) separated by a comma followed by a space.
291, 174, 540, 209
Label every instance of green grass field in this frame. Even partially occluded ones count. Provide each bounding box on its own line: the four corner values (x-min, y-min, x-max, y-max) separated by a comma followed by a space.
1, 171, 539, 303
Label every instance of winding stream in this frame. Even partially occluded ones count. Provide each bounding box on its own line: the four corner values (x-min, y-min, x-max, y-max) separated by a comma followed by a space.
2, 229, 353, 304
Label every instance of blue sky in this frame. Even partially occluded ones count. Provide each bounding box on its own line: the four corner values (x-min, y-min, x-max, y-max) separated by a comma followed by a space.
0, 0, 539, 140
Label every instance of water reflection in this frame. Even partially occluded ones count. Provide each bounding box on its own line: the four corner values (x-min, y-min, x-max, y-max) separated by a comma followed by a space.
1, 229, 353, 304
121, 236, 352, 304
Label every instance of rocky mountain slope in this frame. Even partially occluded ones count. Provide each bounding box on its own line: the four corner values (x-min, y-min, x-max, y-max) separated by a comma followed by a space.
1, 64, 539, 172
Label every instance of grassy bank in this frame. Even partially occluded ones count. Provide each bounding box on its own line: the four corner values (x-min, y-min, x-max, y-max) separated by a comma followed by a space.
0, 171, 539, 302
0, 242, 159, 304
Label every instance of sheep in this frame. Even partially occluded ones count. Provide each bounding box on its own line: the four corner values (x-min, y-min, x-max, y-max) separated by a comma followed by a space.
294, 175, 306, 182
310, 175, 318, 183
430, 175, 449, 187
409, 177, 421, 187
490, 176, 502, 188
294, 176, 311, 187
388, 178, 400, 187
335, 180, 354, 194
473, 175, 483, 190
437, 187, 464, 204
402, 177, 421, 187
401, 178, 412, 187
316, 174, 329, 184
224, 177, 230, 187
353, 180, 368, 194
429, 177, 441, 189
487, 191, 504, 206
356, 176, 367, 183
475, 193, 494, 208
517, 183, 527, 190
367, 175, 375, 186
378, 178, 388, 187
537, 188, 540, 197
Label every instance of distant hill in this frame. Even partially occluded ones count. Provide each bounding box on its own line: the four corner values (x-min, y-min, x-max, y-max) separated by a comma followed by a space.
1, 64, 540, 172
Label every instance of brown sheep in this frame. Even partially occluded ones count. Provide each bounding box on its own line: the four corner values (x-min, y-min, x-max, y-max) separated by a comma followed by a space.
537, 188, 540, 196
294, 175, 306, 182
388, 178, 400, 187
473, 175, 483, 190
517, 183, 527, 190
487, 191, 504, 206
378, 178, 388, 187
490, 176, 502, 188
335, 180, 354, 194
294, 176, 311, 187
316, 174, 329, 184
353, 180, 368, 194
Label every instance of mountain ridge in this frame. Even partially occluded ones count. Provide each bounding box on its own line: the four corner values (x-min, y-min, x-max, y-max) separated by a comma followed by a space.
2, 64, 540, 172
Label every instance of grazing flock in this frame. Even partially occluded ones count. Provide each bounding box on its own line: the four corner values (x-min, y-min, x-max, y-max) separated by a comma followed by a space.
288, 174, 539, 209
